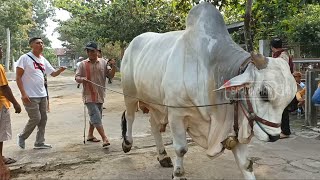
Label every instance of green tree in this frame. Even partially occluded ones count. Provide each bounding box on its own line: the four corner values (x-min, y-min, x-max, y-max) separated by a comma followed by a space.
282, 4, 320, 44
43, 47, 58, 65
53, 0, 191, 58
0, 0, 32, 69
222, 0, 319, 48
281, 4, 320, 57
0, 0, 56, 66
29, 0, 55, 45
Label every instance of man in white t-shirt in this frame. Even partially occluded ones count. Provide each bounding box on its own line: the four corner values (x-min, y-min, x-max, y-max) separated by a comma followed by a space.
15, 37, 66, 149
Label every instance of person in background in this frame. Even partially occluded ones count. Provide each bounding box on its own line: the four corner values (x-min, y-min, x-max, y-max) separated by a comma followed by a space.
271, 37, 292, 139
97, 49, 108, 110
289, 71, 305, 114
107, 58, 116, 84
297, 82, 320, 106
297, 82, 320, 141
75, 42, 116, 147
76, 57, 84, 72
311, 83, 320, 105
16, 37, 66, 149
0, 44, 22, 180
97, 49, 116, 84
293, 71, 305, 89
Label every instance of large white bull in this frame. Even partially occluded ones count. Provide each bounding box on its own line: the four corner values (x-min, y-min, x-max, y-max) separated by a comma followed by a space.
120, 2, 296, 180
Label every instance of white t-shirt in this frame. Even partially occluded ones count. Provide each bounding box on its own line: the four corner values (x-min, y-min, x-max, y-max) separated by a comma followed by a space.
16, 52, 55, 97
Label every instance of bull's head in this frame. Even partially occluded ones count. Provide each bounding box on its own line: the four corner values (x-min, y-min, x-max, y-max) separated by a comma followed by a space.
217, 52, 296, 142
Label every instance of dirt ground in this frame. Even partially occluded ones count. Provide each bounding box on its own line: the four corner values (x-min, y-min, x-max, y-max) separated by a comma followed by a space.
5, 71, 320, 179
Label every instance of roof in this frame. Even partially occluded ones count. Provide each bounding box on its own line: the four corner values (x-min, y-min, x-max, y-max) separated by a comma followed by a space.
227, 21, 244, 33
54, 48, 66, 56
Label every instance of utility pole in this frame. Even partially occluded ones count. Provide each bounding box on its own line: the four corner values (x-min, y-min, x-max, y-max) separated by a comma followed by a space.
5, 28, 10, 72
244, 0, 253, 52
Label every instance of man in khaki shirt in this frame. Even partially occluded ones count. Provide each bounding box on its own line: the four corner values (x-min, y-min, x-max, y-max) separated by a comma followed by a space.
75, 42, 115, 147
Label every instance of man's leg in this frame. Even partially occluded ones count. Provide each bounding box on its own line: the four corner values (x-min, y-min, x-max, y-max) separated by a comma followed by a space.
86, 104, 96, 139
87, 122, 94, 139
281, 107, 291, 137
0, 107, 11, 179
0, 142, 10, 180
96, 126, 109, 144
19, 98, 42, 147
97, 103, 109, 144
86, 103, 109, 145
0, 142, 3, 158
34, 97, 50, 148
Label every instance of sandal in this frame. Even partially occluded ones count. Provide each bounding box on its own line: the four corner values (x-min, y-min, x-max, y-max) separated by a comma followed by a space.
3, 157, 17, 165
87, 137, 101, 142
102, 142, 110, 147
280, 133, 290, 139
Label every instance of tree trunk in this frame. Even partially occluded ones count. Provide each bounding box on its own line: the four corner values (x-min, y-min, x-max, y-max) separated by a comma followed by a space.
11, 55, 14, 72
5, 28, 10, 72
120, 42, 126, 60
244, 0, 253, 52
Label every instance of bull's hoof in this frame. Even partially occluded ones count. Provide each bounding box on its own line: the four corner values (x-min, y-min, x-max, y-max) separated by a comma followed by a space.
157, 156, 173, 167
122, 141, 132, 153
172, 174, 187, 180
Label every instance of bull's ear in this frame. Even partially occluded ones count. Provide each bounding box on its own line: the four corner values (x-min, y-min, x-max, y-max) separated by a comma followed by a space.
213, 64, 254, 92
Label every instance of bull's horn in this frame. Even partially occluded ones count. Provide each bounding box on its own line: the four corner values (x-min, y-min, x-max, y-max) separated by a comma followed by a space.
251, 52, 268, 70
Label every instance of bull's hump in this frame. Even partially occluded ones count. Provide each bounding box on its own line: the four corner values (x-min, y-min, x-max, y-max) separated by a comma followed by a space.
186, 3, 228, 37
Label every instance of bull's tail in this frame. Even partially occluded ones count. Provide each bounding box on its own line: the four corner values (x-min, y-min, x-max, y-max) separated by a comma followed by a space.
121, 110, 127, 140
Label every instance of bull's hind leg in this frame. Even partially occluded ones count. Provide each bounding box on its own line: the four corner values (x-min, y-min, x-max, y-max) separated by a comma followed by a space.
169, 114, 188, 180
121, 97, 137, 153
232, 143, 256, 180
149, 115, 173, 168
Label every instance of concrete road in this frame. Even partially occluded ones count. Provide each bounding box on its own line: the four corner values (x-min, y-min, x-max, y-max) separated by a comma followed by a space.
5, 71, 320, 179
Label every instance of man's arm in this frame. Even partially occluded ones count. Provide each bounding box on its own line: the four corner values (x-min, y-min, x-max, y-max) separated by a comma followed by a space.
75, 63, 86, 83
296, 88, 306, 102
16, 67, 31, 104
0, 85, 21, 113
50, 67, 67, 77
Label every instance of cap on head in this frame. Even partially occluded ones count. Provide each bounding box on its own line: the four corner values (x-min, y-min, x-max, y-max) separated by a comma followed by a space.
85, 42, 98, 50
29, 37, 42, 45
270, 38, 282, 49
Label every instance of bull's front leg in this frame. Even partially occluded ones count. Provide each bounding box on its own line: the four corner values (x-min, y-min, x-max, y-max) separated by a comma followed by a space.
149, 116, 173, 167
232, 143, 256, 180
169, 115, 188, 180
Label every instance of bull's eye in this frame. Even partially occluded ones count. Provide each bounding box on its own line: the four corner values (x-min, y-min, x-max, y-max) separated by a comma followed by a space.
259, 85, 269, 101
